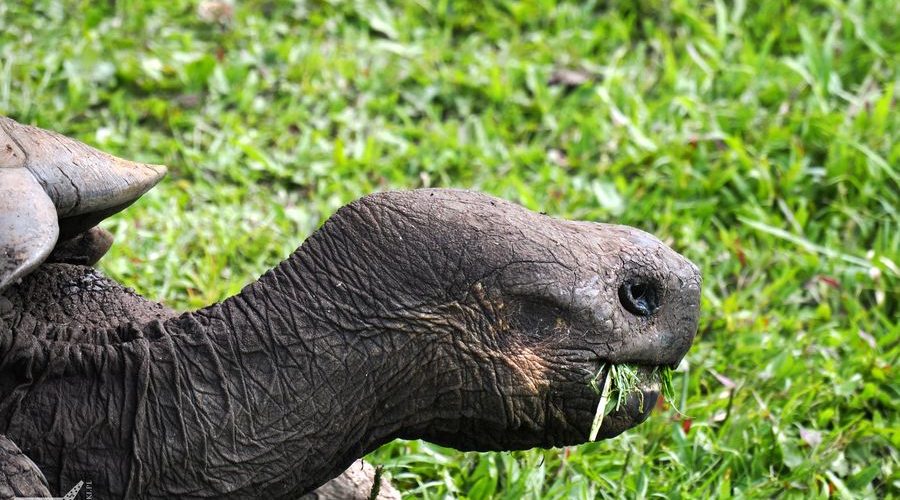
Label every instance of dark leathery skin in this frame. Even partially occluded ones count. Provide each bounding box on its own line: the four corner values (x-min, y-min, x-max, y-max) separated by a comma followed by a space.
0, 189, 701, 498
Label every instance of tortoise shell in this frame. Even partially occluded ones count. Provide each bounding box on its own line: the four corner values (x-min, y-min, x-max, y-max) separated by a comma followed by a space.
0, 116, 166, 291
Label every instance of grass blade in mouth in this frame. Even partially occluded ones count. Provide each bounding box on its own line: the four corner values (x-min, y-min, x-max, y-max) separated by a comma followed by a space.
589, 367, 613, 441
588, 364, 682, 441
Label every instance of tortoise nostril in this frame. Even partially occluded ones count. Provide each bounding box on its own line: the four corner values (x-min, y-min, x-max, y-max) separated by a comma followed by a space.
618, 281, 660, 317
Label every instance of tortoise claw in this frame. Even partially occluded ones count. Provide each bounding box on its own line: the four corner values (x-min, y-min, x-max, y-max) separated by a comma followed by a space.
48, 227, 115, 266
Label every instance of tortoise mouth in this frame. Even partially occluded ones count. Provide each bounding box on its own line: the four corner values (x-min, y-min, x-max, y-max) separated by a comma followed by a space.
586, 364, 662, 441
595, 386, 659, 438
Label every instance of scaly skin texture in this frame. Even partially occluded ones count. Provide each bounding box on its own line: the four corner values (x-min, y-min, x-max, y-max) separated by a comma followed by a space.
0, 264, 394, 498
0, 189, 701, 498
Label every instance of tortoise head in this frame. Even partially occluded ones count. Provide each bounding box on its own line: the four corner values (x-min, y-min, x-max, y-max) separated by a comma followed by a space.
301, 189, 702, 448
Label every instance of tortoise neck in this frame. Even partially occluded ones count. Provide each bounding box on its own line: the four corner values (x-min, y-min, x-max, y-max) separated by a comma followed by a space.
167, 252, 452, 495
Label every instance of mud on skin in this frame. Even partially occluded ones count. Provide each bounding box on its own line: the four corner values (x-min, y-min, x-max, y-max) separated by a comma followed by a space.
0, 189, 701, 498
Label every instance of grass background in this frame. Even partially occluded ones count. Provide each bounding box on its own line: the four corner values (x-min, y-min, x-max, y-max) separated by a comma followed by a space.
1, 0, 897, 497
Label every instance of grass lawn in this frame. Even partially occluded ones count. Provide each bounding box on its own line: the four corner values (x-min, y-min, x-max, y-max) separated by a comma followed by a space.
2, 0, 897, 497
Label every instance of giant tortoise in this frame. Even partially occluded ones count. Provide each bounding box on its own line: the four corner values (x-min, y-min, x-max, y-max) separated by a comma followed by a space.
0, 116, 701, 498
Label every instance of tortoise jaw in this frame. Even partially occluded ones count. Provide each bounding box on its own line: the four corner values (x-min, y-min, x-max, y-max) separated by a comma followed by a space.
585, 364, 663, 441
594, 386, 659, 438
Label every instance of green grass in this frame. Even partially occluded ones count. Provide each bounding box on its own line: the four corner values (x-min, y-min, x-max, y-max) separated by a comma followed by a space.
589, 365, 678, 433
588, 364, 670, 442
2, 0, 898, 497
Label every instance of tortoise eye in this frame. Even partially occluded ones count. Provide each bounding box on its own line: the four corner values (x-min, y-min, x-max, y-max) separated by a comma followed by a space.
618, 280, 660, 317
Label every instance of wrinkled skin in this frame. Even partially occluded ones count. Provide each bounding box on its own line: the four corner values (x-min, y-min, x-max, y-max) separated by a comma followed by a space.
0, 263, 392, 499
0, 189, 701, 498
